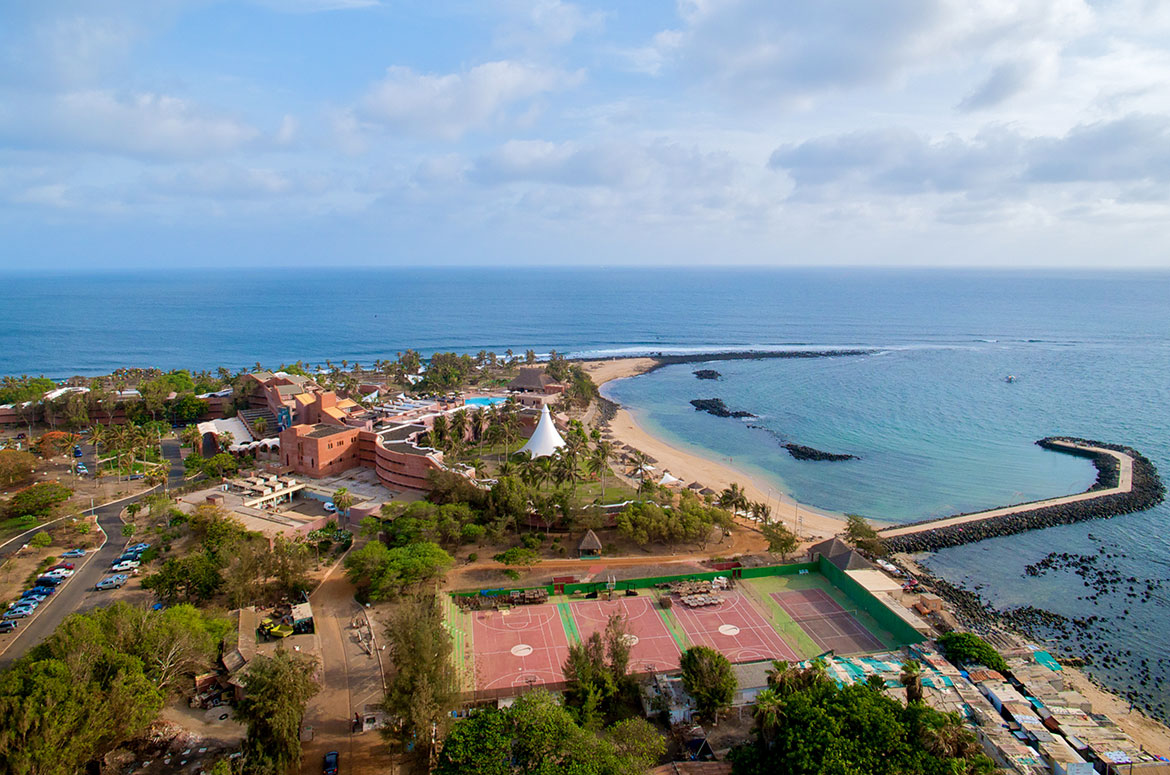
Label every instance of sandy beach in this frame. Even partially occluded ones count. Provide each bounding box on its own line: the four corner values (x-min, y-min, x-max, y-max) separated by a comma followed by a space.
581, 358, 847, 537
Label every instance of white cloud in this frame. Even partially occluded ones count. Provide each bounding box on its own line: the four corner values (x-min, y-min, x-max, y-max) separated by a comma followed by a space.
359, 61, 583, 140
495, 0, 605, 51
641, 0, 1093, 106
247, 0, 379, 12
0, 90, 260, 159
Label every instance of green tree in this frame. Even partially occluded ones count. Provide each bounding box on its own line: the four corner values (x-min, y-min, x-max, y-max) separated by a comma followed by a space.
141, 553, 224, 603
29, 530, 52, 548
4, 481, 72, 519
761, 521, 798, 556
844, 514, 887, 557
331, 486, 355, 516
382, 594, 457, 767
493, 546, 540, 566
235, 649, 320, 774
343, 541, 453, 602
937, 632, 1008, 673
679, 645, 736, 723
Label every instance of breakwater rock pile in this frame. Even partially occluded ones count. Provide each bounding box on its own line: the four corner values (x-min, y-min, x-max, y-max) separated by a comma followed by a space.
784, 443, 857, 462
693, 369, 722, 380
646, 348, 873, 372
690, 398, 755, 418
595, 396, 619, 425
885, 438, 1164, 553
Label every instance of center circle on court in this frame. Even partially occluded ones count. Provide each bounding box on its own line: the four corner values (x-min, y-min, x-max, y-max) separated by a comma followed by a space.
718, 624, 741, 636
622, 634, 639, 647
511, 644, 534, 657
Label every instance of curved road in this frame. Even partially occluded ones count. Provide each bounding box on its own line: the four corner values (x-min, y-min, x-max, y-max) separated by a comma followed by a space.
0, 440, 188, 667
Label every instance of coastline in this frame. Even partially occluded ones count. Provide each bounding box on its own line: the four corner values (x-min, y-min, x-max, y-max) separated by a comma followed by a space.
581, 358, 847, 537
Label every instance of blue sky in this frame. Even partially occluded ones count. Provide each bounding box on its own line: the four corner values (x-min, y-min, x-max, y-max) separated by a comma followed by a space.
2, 0, 1170, 269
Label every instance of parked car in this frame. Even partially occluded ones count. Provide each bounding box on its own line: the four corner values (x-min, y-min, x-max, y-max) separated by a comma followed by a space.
323, 751, 339, 775
44, 568, 74, 579
323, 502, 337, 513
20, 594, 48, 605
110, 560, 140, 572
29, 585, 56, 596
35, 576, 62, 587
73, 446, 83, 457
47, 562, 75, 571
0, 620, 17, 633
61, 548, 87, 558
129, 473, 143, 480
95, 574, 128, 591
118, 550, 142, 561
76, 464, 89, 476
4, 607, 34, 619
127, 542, 151, 553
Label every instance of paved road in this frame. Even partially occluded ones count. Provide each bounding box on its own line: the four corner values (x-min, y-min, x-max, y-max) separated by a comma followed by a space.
0, 440, 189, 666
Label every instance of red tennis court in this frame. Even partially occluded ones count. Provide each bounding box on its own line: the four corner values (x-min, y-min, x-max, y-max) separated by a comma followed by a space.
772, 588, 884, 655
671, 591, 800, 663
471, 604, 571, 691
570, 596, 681, 673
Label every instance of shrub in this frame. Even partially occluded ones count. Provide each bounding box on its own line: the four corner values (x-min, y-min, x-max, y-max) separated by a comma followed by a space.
503, 569, 520, 581
521, 533, 542, 550
938, 631, 1008, 673
467, 552, 479, 562
5, 482, 72, 519
660, 597, 673, 610
29, 531, 52, 548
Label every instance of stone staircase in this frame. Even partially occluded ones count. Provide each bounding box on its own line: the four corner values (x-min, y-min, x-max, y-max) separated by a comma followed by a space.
238, 408, 279, 439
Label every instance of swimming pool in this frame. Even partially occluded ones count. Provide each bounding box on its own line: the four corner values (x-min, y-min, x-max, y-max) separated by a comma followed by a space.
464, 396, 507, 407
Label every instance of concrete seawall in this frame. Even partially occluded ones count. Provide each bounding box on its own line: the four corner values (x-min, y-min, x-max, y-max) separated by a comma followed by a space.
880, 438, 1165, 552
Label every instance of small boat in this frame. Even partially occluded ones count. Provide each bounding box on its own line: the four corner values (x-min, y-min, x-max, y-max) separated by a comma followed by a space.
1004, 375, 1017, 383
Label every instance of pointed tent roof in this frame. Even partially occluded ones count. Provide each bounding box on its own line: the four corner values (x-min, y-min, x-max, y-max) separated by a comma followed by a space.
808, 536, 874, 571
519, 404, 566, 458
578, 529, 602, 552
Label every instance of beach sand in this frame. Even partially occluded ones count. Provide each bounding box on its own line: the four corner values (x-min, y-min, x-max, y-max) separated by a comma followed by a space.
581, 358, 846, 537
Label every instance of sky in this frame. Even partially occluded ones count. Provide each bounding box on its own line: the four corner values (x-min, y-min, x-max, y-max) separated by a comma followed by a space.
2, 0, 1170, 270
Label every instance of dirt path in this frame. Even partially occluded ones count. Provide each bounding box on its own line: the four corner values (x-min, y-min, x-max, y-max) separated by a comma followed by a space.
300, 557, 394, 775
879, 441, 1133, 539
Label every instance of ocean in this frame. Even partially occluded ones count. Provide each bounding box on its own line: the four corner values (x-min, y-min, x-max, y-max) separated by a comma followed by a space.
3, 267, 1169, 715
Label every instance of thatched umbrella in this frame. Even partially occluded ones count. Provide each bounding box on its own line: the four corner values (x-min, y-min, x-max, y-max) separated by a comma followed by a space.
688, 482, 703, 490
700, 487, 717, 496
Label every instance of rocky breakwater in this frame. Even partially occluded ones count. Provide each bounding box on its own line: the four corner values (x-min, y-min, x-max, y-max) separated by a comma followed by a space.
690, 398, 755, 418
884, 437, 1165, 553
784, 443, 857, 462
693, 369, 722, 380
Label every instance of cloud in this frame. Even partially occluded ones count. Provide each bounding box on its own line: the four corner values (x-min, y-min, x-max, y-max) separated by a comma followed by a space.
247, 0, 379, 11
0, 90, 260, 159
958, 60, 1037, 111
359, 61, 583, 139
768, 114, 1170, 202
639, 0, 1093, 105
495, 0, 605, 51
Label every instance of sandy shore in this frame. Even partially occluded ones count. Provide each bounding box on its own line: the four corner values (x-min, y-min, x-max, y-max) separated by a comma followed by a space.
580, 358, 846, 537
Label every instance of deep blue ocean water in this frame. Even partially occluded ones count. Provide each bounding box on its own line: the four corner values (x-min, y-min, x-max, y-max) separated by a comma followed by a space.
2, 267, 1169, 714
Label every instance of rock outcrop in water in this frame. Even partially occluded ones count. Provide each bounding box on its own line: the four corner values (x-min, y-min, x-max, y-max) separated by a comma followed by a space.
689, 398, 755, 418
884, 438, 1164, 553
693, 369, 722, 380
784, 443, 857, 462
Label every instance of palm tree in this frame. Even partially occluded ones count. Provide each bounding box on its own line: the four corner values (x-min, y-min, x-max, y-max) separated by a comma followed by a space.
533, 456, 554, 491
89, 424, 109, 461
181, 425, 202, 452
630, 450, 652, 483
253, 416, 268, 437
752, 688, 784, 748
449, 410, 469, 448
900, 659, 923, 704
750, 501, 772, 523
431, 414, 449, 451
589, 441, 613, 500
332, 486, 355, 516
552, 450, 576, 494
720, 483, 749, 516
474, 409, 491, 454
217, 432, 234, 453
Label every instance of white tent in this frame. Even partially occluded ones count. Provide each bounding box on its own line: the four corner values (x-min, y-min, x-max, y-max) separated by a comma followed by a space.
518, 404, 566, 458
659, 471, 682, 486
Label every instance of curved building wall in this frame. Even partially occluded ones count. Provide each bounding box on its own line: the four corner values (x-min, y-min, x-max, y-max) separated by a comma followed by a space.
359, 429, 444, 491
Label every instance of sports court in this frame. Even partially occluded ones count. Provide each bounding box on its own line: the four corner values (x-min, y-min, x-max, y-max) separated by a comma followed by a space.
670, 591, 801, 663
771, 588, 885, 655
470, 604, 571, 692
569, 596, 681, 673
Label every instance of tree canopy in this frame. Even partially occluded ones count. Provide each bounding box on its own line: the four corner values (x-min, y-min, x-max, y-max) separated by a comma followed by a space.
679, 645, 737, 722
0, 603, 230, 775
937, 632, 1008, 673
435, 690, 664, 775
731, 662, 994, 775
343, 540, 453, 602
236, 649, 320, 774
844, 514, 887, 557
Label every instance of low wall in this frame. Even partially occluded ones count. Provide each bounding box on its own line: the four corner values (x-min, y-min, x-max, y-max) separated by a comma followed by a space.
817, 556, 925, 645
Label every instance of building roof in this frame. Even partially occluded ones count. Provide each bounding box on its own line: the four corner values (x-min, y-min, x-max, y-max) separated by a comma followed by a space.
578, 529, 603, 552
808, 536, 874, 571
508, 368, 559, 391
305, 423, 356, 439
197, 417, 254, 446
732, 660, 773, 692
518, 404, 566, 458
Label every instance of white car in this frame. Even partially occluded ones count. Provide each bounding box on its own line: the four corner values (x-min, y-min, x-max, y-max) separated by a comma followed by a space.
44, 568, 74, 579
110, 560, 140, 572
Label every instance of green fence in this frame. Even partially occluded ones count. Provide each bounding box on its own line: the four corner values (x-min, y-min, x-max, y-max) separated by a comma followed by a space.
558, 562, 816, 595
816, 555, 925, 645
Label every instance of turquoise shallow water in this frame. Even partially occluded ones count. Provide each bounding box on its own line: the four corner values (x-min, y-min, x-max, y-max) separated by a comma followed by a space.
2, 267, 1169, 716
